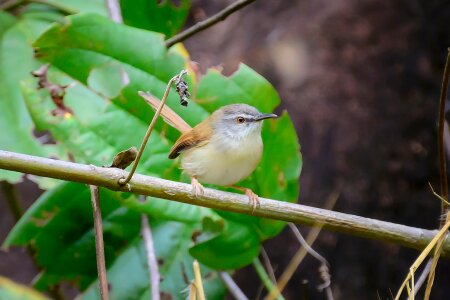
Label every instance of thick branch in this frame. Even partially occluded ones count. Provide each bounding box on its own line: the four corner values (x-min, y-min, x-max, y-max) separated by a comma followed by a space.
165, 0, 257, 48
1, 150, 450, 256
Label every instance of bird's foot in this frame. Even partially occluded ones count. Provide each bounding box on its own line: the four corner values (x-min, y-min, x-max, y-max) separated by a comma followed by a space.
229, 185, 260, 214
244, 188, 260, 214
191, 177, 205, 197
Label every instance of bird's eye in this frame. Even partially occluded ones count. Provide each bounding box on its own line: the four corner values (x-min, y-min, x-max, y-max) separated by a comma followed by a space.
236, 117, 245, 124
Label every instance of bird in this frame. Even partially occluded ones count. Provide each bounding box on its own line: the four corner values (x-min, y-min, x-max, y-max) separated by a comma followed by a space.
140, 92, 277, 211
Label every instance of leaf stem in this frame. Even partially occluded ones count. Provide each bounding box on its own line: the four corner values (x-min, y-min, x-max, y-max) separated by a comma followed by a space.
252, 258, 284, 300
118, 70, 187, 187
105, 0, 123, 23
422, 48, 450, 300
165, 0, 257, 48
218, 272, 249, 300
89, 185, 109, 300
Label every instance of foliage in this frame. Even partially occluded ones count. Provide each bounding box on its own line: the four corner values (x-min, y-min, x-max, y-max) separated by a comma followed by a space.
0, 1, 301, 299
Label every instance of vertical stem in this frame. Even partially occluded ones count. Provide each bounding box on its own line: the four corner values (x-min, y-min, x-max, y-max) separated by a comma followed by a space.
193, 260, 205, 300
105, 0, 123, 23
89, 185, 109, 300
140, 196, 160, 300
219, 272, 249, 300
437, 49, 450, 226
423, 49, 450, 300
252, 258, 285, 300
119, 70, 186, 186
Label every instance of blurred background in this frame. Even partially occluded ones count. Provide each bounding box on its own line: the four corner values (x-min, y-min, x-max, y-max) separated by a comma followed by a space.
2, 0, 450, 299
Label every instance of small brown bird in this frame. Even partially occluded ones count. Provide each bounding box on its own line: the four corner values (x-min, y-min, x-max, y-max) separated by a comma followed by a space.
141, 92, 277, 210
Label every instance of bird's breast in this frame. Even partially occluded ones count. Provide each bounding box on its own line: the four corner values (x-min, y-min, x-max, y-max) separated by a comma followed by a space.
180, 134, 263, 186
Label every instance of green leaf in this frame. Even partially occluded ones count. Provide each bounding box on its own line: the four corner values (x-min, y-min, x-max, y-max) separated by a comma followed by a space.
189, 219, 260, 270
122, 195, 218, 224
33, 13, 209, 140
0, 276, 49, 300
0, 11, 62, 183
195, 64, 281, 113
21, 79, 174, 176
29, 13, 302, 270
81, 221, 226, 300
4, 182, 141, 290
87, 61, 128, 99
32, 0, 108, 15
120, 0, 191, 37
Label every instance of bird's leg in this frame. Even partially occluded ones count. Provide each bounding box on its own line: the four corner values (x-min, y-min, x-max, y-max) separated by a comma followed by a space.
191, 176, 205, 197
229, 185, 260, 213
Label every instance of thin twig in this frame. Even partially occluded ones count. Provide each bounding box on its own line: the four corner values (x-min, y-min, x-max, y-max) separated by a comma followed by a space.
193, 260, 205, 300
139, 196, 160, 300
412, 259, 432, 298
105, 0, 123, 23
423, 48, 450, 300
118, 70, 187, 186
165, 0, 257, 47
394, 212, 450, 300
252, 258, 284, 300
289, 224, 334, 300
437, 49, 450, 226
288, 223, 329, 266
265, 190, 339, 300
218, 272, 249, 300
189, 282, 197, 300
89, 185, 109, 300
428, 182, 450, 206
260, 247, 277, 284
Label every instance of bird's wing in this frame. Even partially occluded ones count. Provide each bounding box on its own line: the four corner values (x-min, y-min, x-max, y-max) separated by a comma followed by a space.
138, 91, 192, 133
168, 120, 212, 159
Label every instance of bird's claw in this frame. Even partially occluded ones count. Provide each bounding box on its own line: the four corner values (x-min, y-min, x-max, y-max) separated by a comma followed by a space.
191, 177, 205, 197
245, 189, 260, 214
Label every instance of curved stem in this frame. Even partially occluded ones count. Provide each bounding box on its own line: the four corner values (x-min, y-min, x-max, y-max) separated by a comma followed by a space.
165, 0, 257, 48
118, 70, 186, 186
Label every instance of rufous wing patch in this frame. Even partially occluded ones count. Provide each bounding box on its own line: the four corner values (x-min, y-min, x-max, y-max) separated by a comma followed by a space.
168, 120, 212, 159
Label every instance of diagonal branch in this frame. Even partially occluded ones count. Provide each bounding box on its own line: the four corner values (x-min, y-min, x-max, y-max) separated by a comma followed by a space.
165, 0, 257, 48
2, 149, 450, 256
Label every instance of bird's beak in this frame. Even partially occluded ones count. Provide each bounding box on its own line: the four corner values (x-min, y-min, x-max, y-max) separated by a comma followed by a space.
254, 113, 278, 121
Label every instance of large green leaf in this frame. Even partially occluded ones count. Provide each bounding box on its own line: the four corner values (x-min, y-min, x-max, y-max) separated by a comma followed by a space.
195, 64, 281, 113
29, 13, 302, 270
81, 221, 226, 300
0, 276, 49, 300
21, 79, 174, 176
0, 11, 61, 183
120, 0, 191, 38
4, 182, 141, 290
